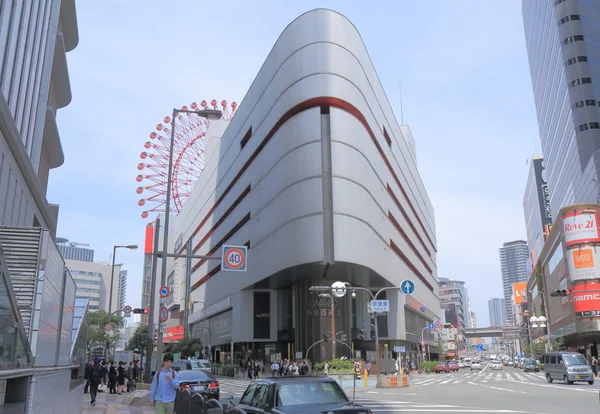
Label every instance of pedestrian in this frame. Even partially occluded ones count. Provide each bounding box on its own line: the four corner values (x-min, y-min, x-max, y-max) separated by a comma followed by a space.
83, 359, 94, 394
150, 353, 180, 414
592, 356, 598, 377
89, 357, 104, 406
108, 362, 117, 394
117, 361, 126, 394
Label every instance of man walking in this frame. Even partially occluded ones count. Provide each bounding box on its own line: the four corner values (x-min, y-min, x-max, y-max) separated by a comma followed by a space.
89, 357, 104, 406
150, 353, 180, 414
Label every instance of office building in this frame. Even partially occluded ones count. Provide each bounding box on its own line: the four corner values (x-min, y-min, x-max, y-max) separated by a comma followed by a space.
523, 1, 600, 211
471, 311, 477, 329
438, 278, 471, 344
527, 204, 600, 355
65, 259, 123, 313
488, 298, 507, 327
523, 156, 552, 269
169, 9, 441, 365
0, 1, 80, 412
499, 241, 529, 324
56, 238, 94, 262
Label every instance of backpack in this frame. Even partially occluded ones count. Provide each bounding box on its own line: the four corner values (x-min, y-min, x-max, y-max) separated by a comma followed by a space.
155, 368, 176, 384
91, 364, 104, 383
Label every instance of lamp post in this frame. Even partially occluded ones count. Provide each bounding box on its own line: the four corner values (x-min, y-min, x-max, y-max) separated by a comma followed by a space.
420, 326, 431, 362
106, 244, 138, 358
157, 107, 222, 359
529, 315, 546, 358
309, 283, 401, 376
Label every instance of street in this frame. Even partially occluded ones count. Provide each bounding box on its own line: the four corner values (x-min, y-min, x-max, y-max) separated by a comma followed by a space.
216, 365, 600, 414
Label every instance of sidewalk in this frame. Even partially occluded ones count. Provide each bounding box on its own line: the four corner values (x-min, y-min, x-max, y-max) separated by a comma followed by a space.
81, 390, 155, 414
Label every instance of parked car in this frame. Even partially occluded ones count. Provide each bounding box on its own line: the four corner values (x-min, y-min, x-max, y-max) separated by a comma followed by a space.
178, 370, 220, 400
434, 363, 449, 373
225, 376, 372, 414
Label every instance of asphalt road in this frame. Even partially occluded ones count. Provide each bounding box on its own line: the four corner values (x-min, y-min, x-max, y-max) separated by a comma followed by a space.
218, 364, 600, 413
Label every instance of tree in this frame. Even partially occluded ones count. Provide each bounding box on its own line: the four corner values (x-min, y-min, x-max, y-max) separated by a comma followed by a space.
434, 333, 446, 357
85, 311, 123, 356
126, 324, 148, 351
178, 337, 203, 358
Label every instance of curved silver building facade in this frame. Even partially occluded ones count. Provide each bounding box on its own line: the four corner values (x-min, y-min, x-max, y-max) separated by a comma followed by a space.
523, 0, 600, 211
173, 9, 440, 365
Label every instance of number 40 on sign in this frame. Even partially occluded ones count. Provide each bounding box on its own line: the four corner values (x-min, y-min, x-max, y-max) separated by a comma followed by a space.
221, 245, 248, 272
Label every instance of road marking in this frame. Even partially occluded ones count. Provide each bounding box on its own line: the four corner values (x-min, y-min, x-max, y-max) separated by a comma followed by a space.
365, 391, 378, 393
478, 363, 491, 375
468, 381, 527, 394
505, 373, 514, 381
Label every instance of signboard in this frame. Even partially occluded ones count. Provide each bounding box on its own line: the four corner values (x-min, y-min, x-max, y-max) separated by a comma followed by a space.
221, 245, 247, 271
163, 326, 184, 342
512, 282, 527, 305
434, 321, 442, 331
567, 247, 600, 281
370, 300, 389, 313
123, 305, 133, 315
394, 346, 406, 353
104, 323, 112, 332
573, 282, 600, 317
160, 306, 169, 323
563, 209, 600, 246
160, 285, 170, 298
428, 323, 435, 331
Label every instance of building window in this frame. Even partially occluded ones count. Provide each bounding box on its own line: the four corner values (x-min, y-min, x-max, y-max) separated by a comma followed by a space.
569, 77, 593, 88
564, 56, 588, 67
577, 122, 600, 132
563, 35, 585, 45
572, 100, 600, 111
557, 15, 580, 26
553, 0, 570, 5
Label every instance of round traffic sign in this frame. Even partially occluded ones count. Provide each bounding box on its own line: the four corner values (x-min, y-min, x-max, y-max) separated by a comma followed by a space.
434, 321, 442, 331
123, 305, 133, 315
159, 285, 170, 298
159, 306, 169, 323
224, 247, 245, 270
104, 323, 112, 332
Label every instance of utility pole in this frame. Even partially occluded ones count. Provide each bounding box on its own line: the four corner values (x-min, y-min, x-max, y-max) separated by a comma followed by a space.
145, 217, 160, 382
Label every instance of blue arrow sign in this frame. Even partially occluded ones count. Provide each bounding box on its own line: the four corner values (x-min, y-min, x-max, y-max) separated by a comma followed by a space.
400, 279, 415, 295
428, 323, 435, 331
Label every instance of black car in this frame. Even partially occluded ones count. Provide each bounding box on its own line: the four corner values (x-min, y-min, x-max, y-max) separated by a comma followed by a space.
178, 370, 220, 401
523, 359, 540, 373
227, 376, 371, 414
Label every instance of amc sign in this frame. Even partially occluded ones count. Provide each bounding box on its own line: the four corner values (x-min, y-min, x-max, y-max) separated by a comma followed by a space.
573, 283, 600, 317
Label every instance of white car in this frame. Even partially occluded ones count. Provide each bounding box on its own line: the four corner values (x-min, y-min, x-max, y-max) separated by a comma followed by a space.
490, 360, 503, 370
458, 361, 465, 368
470, 361, 482, 371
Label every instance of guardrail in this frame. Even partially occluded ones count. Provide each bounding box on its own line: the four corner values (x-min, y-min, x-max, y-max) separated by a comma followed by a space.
174, 388, 247, 414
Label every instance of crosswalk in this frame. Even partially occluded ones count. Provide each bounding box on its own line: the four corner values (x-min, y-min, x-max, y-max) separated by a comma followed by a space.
353, 398, 538, 413
411, 370, 547, 386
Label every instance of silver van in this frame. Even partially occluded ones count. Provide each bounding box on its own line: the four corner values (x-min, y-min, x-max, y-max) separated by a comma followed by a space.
542, 351, 594, 385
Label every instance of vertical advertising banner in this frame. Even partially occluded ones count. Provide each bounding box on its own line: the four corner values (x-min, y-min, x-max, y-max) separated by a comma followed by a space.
533, 158, 552, 231
253, 292, 271, 339
573, 282, 600, 317
563, 209, 600, 246
512, 282, 527, 305
567, 247, 600, 281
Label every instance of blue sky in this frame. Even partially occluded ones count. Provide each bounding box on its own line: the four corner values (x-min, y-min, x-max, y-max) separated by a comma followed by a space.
48, 1, 540, 327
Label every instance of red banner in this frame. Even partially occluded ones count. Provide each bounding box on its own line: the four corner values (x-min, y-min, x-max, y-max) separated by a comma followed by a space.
144, 224, 154, 254
162, 326, 184, 342
573, 282, 600, 317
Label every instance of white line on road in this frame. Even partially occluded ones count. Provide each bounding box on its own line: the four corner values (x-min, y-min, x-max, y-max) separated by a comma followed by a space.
467, 381, 527, 394
478, 363, 491, 375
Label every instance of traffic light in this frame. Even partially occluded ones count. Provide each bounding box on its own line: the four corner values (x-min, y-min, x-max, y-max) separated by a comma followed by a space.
133, 308, 149, 314
323, 334, 328, 343
443, 323, 453, 329
550, 289, 571, 297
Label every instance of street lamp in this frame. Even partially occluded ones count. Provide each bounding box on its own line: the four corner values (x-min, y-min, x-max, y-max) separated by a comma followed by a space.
106, 244, 138, 357
157, 107, 222, 358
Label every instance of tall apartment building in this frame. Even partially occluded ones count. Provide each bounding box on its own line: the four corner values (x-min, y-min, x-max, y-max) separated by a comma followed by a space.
488, 298, 507, 327
118, 269, 128, 316
523, 156, 552, 268
499, 241, 529, 324
523, 1, 600, 210
438, 278, 471, 339
0, 1, 81, 412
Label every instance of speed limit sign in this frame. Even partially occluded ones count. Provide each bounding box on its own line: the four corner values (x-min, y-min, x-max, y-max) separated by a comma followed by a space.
221, 245, 247, 272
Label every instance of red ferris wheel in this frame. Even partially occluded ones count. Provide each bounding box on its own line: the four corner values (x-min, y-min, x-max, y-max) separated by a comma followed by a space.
136, 99, 237, 219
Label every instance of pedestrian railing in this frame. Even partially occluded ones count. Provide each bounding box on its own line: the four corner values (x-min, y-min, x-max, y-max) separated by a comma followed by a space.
174, 388, 247, 414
